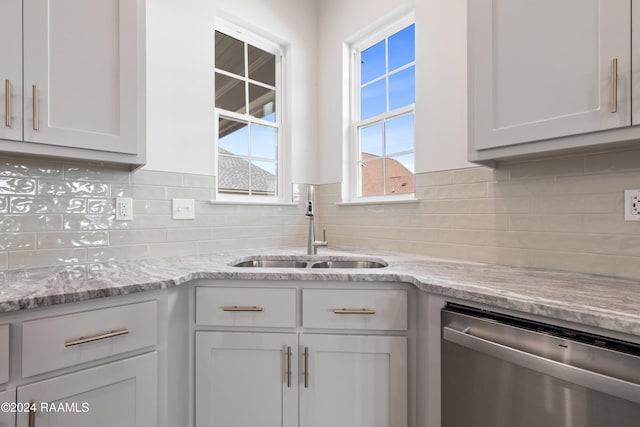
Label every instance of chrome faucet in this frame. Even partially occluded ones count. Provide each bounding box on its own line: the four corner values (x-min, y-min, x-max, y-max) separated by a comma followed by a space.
306, 185, 328, 255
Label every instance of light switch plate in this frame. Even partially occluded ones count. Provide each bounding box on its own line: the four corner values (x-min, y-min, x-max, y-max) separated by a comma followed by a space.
173, 198, 195, 220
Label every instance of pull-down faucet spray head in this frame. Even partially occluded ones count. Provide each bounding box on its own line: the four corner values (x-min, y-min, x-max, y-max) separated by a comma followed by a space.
306, 185, 315, 217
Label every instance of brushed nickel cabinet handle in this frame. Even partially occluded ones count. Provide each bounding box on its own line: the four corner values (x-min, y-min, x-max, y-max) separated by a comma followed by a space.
222, 306, 263, 312
304, 346, 309, 388
332, 308, 376, 315
32, 85, 38, 131
4, 80, 10, 127
611, 58, 618, 114
28, 402, 35, 427
286, 346, 292, 388
64, 328, 129, 347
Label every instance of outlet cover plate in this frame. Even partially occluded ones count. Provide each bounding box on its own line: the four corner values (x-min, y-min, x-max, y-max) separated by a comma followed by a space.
173, 198, 195, 220
624, 189, 640, 221
115, 197, 133, 221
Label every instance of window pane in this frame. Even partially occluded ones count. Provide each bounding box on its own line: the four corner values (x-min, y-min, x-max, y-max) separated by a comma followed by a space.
248, 45, 276, 86
385, 153, 414, 195
215, 31, 245, 76
359, 158, 384, 197
361, 79, 386, 120
385, 114, 414, 155
249, 83, 276, 121
215, 73, 246, 114
389, 66, 415, 110
361, 40, 386, 84
388, 24, 415, 71
251, 160, 277, 194
218, 118, 248, 156
251, 124, 277, 160
360, 123, 383, 157
218, 155, 249, 193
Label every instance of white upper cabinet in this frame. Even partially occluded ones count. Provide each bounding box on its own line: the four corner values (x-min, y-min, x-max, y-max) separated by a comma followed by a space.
0, 0, 22, 142
468, 0, 634, 161
0, 0, 145, 166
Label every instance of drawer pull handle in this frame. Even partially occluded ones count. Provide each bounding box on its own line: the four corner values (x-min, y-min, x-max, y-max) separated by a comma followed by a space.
304, 346, 309, 388
286, 346, 292, 388
611, 58, 618, 114
222, 306, 263, 312
4, 80, 10, 127
64, 328, 129, 347
332, 308, 376, 315
28, 402, 35, 427
32, 85, 38, 131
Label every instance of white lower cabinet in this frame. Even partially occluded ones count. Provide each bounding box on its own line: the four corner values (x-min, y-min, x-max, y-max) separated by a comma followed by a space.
299, 334, 407, 427
16, 352, 157, 427
195, 332, 298, 427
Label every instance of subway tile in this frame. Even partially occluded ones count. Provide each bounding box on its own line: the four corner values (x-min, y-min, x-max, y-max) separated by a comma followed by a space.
0, 178, 37, 195
555, 171, 640, 194
585, 149, 640, 173
87, 199, 114, 214
0, 253, 6, 270
110, 184, 166, 200
452, 167, 508, 184
0, 157, 64, 179
451, 214, 509, 230
467, 197, 530, 214
63, 214, 128, 231
437, 183, 487, 199
582, 214, 640, 235
508, 157, 584, 180
182, 174, 216, 188
87, 245, 149, 263
508, 214, 582, 232
528, 193, 622, 214
166, 228, 214, 242
109, 229, 167, 245
38, 180, 109, 198
0, 197, 6, 213
487, 178, 555, 197
415, 186, 438, 200
420, 199, 469, 214
9, 197, 87, 214
37, 231, 109, 249
0, 233, 36, 251
0, 215, 62, 233
147, 242, 201, 258
64, 164, 130, 183
415, 170, 454, 186
132, 170, 183, 187
166, 187, 215, 200
134, 200, 171, 215
9, 248, 86, 269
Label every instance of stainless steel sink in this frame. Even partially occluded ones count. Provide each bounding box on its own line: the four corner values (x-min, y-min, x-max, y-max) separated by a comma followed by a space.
232, 260, 308, 268
230, 257, 387, 269
310, 260, 386, 269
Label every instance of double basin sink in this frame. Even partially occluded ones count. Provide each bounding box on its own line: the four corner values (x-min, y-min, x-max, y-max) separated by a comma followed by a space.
231, 256, 387, 269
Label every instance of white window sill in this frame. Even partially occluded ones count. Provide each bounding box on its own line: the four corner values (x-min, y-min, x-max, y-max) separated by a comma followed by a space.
206, 200, 299, 207
337, 197, 419, 207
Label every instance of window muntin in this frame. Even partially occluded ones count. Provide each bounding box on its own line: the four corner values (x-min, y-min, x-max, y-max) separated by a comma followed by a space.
353, 22, 415, 199
214, 29, 280, 197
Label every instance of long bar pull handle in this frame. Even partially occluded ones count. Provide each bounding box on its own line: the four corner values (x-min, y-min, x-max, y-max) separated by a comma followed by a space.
443, 326, 640, 405
222, 306, 263, 312
4, 80, 10, 127
286, 346, 292, 387
304, 346, 309, 388
32, 85, 38, 131
611, 58, 618, 113
332, 308, 376, 315
64, 328, 129, 347
28, 402, 35, 427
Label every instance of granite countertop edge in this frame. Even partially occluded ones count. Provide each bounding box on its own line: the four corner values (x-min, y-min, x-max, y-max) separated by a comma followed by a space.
0, 247, 638, 338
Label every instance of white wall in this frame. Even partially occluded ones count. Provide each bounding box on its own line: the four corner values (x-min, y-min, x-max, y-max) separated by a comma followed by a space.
316, 0, 472, 185
145, 0, 318, 184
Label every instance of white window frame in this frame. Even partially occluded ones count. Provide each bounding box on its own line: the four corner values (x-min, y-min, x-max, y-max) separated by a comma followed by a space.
346, 14, 416, 204
213, 19, 289, 203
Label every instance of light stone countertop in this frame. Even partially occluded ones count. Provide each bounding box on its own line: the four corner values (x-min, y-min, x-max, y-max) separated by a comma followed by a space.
0, 247, 638, 338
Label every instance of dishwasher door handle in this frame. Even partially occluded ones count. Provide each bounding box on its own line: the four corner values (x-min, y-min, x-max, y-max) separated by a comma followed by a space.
443, 326, 640, 405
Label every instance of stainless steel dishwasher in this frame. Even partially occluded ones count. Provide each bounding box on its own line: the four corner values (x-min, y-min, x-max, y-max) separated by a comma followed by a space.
441, 303, 640, 427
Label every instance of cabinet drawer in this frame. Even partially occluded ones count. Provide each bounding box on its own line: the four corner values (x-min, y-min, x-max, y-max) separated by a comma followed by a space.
0, 325, 8, 384
196, 287, 296, 328
302, 289, 407, 331
22, 300, 157, 377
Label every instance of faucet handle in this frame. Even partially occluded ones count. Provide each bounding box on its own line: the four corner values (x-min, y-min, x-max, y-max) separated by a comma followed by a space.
313, 229, 328, 247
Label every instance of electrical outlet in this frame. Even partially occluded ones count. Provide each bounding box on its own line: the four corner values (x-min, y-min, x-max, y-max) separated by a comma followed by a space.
624, 190, 640, 221
115, 197, 133, 221
173, 198, 195, 220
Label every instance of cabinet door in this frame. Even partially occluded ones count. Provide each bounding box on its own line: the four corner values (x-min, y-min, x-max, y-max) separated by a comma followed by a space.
469, 0, 630, 150
16, 352, 157, 427
0, 389, 15, 427
195, 332, 298, 427
300, 334, 407, 427
0, 0, 22, 142
22, 0, 143, 154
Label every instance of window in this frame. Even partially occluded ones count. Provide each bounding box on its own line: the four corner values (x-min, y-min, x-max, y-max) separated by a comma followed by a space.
350, 20, 415, 200
214, 25, 282, 199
